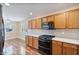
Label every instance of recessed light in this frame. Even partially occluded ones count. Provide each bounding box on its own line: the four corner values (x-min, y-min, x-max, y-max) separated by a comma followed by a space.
29, 12, 32, 15
5, 3, 10, 6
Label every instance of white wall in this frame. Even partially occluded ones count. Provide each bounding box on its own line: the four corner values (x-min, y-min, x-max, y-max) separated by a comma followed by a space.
5, 21, 20, 40
27, 29, 79, 40
19, 20, 27, 40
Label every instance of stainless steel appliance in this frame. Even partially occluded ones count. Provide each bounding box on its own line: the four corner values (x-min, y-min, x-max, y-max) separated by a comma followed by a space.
42, 22, 55, 30
38, 35, 55, 55
0, 5, 5, 55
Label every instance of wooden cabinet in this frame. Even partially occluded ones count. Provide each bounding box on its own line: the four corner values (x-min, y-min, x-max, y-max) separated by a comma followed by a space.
66, 9, 79, 28
32, 37, 38, 49
36, 18, 42, 29
42, 17, 48, 23
25, 36, 38, 49
52, 40, 78, 55
28, 20, 32, 29
63, 43, 77, 55
77, 46, 79, 55
47, 15, 54, 22
52, 40, 63, 55
31, 20, 36, 29
28, 8, 79, 29
28, 36, 33, 47
25, 36, 29, 45
54, 13, 66, 28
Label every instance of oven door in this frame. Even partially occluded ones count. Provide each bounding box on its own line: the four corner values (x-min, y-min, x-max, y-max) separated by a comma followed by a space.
39, 40, 50, 48
38, 40, 51, 55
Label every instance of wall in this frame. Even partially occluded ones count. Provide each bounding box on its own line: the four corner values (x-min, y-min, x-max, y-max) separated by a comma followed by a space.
5, 21, 20, 40
27, 29, 79, 40
19, 20, 27, 40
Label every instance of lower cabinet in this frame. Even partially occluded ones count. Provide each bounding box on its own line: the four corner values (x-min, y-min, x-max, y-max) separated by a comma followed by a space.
52, 40, 79, 55
25, 36, 29, 45
52, 40, 63, 55
26, 36, 79, 55
25, 36, 38, 49
77, 46, 79, 55
28, 36, 33, 47
32, 37, 38, 49
63, 43, 77, 55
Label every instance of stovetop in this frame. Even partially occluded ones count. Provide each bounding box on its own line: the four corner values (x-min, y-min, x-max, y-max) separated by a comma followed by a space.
39, 35, 55, 40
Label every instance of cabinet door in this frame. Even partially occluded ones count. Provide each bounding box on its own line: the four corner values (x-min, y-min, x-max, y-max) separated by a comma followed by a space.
52, 40, 63, 55
77, 46, 79, 55
66, 9, 79, 28
28, 36, 33, 47
25, 36, 29, 45
31, 20, 36, 29
63, 43, 77, 55
32, 37, 38, 49
55, 13, 66, 28
28, 20, 32, 29
36, 18, 42, 29
42, 17, 48, 23
47, 15, 54, 22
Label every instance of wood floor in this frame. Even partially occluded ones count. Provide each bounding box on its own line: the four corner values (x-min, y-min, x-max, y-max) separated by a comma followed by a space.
3, 38, 26, 55
26, 46, 41, 55
3, 38, 41, 55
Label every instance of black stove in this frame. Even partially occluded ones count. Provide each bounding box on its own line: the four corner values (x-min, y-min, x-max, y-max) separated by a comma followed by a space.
38, 35, 55, 55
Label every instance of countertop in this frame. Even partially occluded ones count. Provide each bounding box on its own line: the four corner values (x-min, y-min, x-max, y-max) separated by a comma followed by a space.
52, 37, 79, 45
25, 33, 40, 37
25, 33, 79, 45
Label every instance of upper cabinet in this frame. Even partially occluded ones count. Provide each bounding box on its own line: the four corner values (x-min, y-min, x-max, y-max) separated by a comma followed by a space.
36, 18, 42, 29
47, 15, 54, 22
66, 9, 79, 28
28, 8, 79, 29
31, 20, 36, 29
42, 17, 48, 23
28, 18, 42, 29
54, 13, 66, 28
28, 20, 32, 29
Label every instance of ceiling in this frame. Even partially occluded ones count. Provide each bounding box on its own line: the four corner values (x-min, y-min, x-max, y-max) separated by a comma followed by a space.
2, 3, 79, 21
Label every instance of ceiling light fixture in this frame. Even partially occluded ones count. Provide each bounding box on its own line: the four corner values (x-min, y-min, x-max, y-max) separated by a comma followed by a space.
5, 3, 10, 6
29, 12, 32, 15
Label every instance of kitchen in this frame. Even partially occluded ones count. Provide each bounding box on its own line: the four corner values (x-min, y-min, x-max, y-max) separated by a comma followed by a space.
25, 4, 79, 55
0, 3, 79, 55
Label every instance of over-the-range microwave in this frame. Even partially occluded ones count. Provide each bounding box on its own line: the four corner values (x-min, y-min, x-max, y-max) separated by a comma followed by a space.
42, 22, 55, 30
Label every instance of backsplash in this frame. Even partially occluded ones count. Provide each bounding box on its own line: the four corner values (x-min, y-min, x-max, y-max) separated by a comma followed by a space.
27, 29, 79, 39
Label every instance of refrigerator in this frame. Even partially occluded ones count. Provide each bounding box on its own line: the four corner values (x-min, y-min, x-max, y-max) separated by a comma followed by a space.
0, 4, 5, 55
